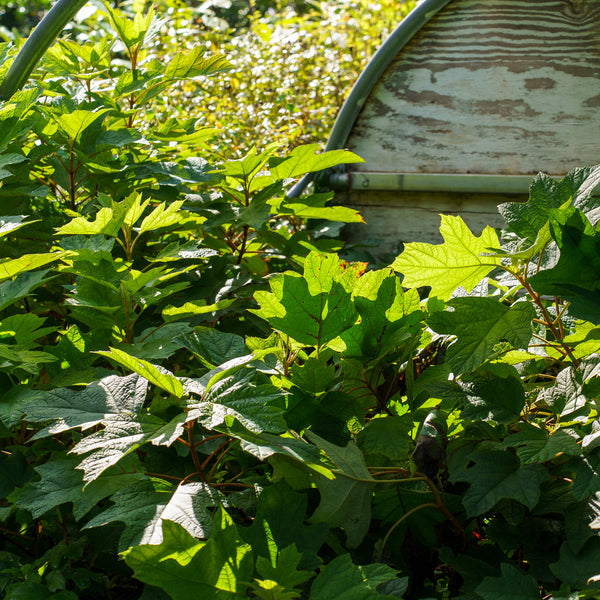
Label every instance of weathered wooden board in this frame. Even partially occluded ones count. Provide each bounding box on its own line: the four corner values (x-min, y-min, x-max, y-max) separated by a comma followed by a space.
342, 190, 509, 255
351, 0, 600, 174
336, 0, 600, 252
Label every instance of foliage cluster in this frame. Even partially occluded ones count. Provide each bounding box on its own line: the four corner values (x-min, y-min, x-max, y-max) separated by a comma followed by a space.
48, 0, 415, 155
1, 2, 600, 600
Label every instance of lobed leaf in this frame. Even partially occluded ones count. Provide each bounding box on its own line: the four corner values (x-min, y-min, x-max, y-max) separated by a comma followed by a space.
84, 479, 225, 551
392, 215, 501, 300
123, 508, 253, 599
428, 298, 535, 375
305, 432, 374, 548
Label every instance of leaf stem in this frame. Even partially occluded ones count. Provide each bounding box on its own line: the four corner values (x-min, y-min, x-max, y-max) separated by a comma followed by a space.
514, 273, 579, 367
186, 421, 206, 482
376, 503, 438, 561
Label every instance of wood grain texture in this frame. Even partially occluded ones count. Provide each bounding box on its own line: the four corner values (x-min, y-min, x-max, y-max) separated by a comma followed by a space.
337, 0, 600, 251
347, 0, 600, 175
343, 190, 510, 253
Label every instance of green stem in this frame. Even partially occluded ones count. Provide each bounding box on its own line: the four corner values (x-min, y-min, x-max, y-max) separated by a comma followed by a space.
0, 0, 89, 101
376, 503, 439, 561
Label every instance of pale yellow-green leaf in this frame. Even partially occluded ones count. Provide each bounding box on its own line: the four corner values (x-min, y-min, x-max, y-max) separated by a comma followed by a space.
139, 201, 185, 234
0, 253, 65, 283
392, 215, 501, 300
56, 207, 120, 236
55, 109, 110, 143
162, 299, 235, 323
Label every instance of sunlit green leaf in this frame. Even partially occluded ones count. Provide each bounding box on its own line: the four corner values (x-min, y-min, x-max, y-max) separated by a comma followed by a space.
0, 252, 66, 283
95, 347, 184, 398
310, 554, 402, 600
269, 144, 363, 180
84, 479, 225, 551
123, 508, 253, 599
392, 215, 501, 300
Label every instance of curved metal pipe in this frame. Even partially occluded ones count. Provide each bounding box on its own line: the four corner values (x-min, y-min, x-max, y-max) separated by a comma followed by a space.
0, 0, 89, 101
287, 0, 454, 198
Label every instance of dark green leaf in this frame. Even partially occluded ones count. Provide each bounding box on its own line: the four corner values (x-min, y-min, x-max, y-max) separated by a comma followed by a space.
306, 432, 374, 548
550, 538, 600, 589
123, 508, 253, 599
310, 553, 401, 600
474, 563, 541, 600
529, 208, 600, 322
240, 482, 327, 571
15, 456, 143, 520
428, 298, 535, 374
84, 479, 225, 551
452, 450, 548, 516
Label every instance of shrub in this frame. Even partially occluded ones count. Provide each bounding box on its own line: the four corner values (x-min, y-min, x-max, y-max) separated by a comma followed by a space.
2, 2, 599, 599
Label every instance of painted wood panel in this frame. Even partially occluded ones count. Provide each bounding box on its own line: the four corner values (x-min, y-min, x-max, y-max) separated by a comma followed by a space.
348, 0, 600, 175
343, 190, 510, 255
337, 0, 600, 251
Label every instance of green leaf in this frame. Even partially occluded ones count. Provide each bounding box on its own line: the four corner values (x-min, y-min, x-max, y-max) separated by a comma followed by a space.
427, 298, 535, 374
71, 411, 185, 481
503, 423, 581, 464
56, 207, 121, 236
162, 299, 236, 323
452, 450, 548, 516
357, 416, 413, 461
269, 144, 363, 180
0, 154, 28, 180
255, 544, 313, 590
15, 456, 144, 520
310, 553, 402, 600
0, 270, 50, 312
499, 166, 600, 245
0, 214, 34, 238
0, 450, 33, 499
123, 508, 253, 599
391, 215, 501, 300
84, 479, 225, 552
234, 430, 321, 464
22, 373, 149, 439
529, 208, 600, 322
186, 370, 286, 434
340, 268, 423, 359
448, 365, 526, 423
55, 109, 110, 143
252, 252, 358, 348
134, 157, 215, 186
474, 563, 541, 600
0, 252, 65, 283
164, 47, 232, 79
116, 323, 192, 361
276, 192, 364, 223
240, 481, 328, 571
306, 432, 374, 548
0, 314, 54, 346
539, 365, 588, 419
176, 327, 246, 369
290, 356, 336, 395
139, 200, 186, 234
570, 455, 600, 501
104, 4, 159, 49
95, 348, 184, 398
550, 538, 600, 589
